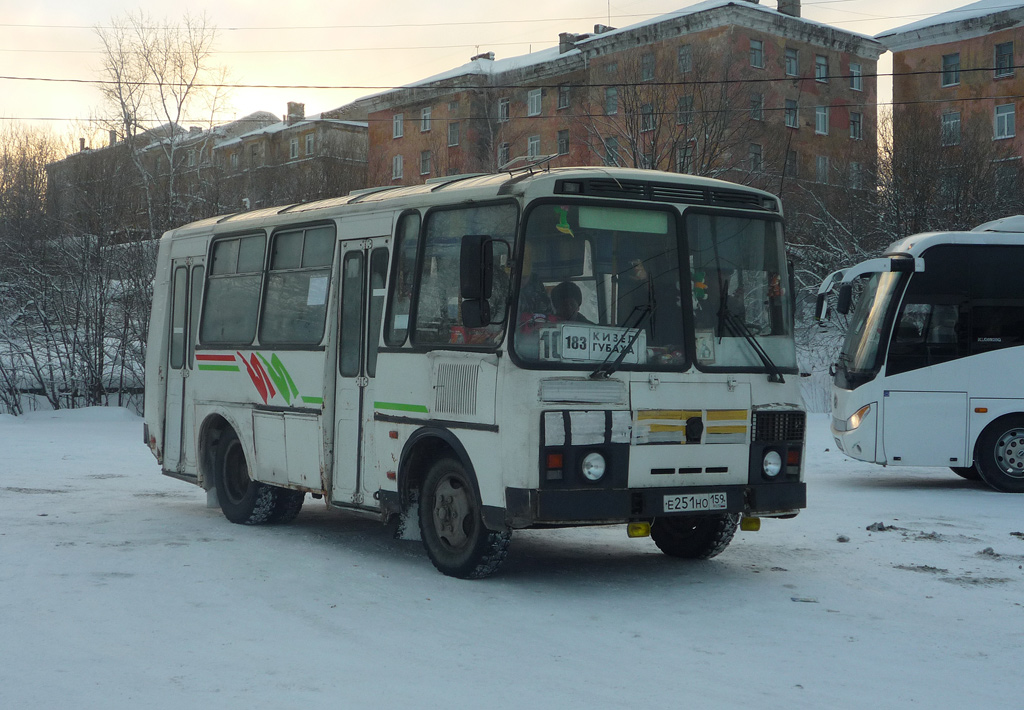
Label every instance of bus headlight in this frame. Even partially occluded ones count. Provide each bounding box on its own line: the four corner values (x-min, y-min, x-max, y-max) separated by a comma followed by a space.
848, 404, 871, 431
762, 450, 783, 478
581, 452, 607, 482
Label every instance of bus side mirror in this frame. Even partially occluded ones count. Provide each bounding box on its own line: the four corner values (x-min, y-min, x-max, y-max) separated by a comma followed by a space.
815, 293, 830, 322
836, 283, 853, 315
460, 235, 494, 328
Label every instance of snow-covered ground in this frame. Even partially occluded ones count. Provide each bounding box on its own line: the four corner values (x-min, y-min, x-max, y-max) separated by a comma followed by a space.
1, 407, 1021, 709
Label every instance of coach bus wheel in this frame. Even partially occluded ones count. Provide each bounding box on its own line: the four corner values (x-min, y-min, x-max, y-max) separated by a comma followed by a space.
268, 489, 305, 524
975, 416, 1024, 493
950, 466, 981, 481
650, 513, 739, 559
418, 457, 511, 579
214, 429, 277, 524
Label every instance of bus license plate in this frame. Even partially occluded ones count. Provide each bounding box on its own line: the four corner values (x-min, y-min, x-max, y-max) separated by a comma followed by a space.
663, 492, 728, 513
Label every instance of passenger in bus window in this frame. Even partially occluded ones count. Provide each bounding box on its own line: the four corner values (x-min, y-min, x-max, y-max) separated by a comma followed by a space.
551, 281, 592, 323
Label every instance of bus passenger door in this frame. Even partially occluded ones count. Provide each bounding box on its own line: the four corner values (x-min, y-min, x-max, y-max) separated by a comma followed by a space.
332, 238, 390, 505
163, 259, 204, 473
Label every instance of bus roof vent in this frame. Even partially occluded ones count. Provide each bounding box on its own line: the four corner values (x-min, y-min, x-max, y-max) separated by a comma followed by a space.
555, 178, 774, 211
708, 189, 764, 210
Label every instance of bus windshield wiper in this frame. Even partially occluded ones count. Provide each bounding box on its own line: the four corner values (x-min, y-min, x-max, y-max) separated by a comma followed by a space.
590, 304, 653, 380
719, 305, 785, 383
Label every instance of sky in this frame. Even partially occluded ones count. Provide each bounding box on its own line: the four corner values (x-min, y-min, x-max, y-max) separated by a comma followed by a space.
0, 0, 988, 146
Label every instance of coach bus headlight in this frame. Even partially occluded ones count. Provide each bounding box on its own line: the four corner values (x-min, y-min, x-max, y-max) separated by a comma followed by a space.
848, 404, 871, 431
581, 452, 607, 482
762, 450, 783, 478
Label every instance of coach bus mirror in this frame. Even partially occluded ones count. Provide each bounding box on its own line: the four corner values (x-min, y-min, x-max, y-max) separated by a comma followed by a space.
836, 283, 853, 315
460, 234, 493, 300
461, 298, 491, 328
815, 293, 829, 322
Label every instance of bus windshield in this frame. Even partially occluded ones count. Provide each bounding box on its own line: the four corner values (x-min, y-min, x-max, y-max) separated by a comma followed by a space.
512, 203, 795, 373
835, 271, 903, 389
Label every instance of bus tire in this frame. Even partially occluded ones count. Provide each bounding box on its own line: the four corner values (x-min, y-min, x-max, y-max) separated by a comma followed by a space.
268, 489, 305, 524
418, 457, 511, 579
214, 429, 277, 524
651, 513, 739, 559
950, 466, 981, 481
975, 416, 1024, 493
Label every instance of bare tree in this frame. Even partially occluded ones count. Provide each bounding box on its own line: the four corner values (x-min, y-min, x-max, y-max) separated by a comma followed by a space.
95, 11, 228, 238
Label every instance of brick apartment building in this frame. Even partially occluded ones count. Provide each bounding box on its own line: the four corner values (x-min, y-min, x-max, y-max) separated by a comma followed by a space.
878, 1, 1024, 190
354, 0, 883, 195
46, 103, 368, 240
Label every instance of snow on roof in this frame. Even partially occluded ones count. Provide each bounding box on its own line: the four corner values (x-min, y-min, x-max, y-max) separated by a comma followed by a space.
575, 0, 878, 45
215, 114, 367, 149
877, 0, 1024, 40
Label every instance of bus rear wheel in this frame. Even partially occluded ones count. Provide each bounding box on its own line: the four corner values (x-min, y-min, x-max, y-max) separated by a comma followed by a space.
418, 458, 511, 579
975, 416, 1024, 493
214, 429, 277, 524
651, 513, 739, 559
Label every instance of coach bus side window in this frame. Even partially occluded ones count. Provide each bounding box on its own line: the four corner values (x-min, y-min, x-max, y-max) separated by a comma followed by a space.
200, 234, 265, 345
385, 213, 420, 346
260, 225, 335, 346
968, 245, 1024, 354
414, 203, 516, 347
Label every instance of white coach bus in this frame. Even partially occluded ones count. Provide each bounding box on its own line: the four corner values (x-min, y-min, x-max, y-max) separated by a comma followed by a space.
818, 216, 1024, 493
144, 166, 806, 578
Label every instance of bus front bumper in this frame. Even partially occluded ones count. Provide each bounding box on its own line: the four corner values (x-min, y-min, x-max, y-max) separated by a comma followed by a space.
503, 482, 806, 528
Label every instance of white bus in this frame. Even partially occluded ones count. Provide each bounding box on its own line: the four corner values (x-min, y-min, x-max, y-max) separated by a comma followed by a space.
818, 216, 1024, 493
144, 166, 806, 578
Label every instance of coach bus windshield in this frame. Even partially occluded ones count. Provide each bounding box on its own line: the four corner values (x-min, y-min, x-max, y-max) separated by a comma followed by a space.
834, 271, 903, 390
512, 203, 795, 374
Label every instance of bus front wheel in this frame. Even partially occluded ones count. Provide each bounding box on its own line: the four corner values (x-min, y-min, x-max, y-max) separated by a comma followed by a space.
976, 416, 1024, 493
418, 458, 511, 579
651, 513, 739, 559
214, 429, 278, 524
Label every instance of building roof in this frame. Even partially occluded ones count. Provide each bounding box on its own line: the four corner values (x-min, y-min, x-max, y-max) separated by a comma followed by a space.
877, 1, 1024, 51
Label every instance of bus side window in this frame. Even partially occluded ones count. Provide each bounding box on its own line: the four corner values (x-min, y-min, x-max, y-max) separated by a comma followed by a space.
169, 266, 187, 369
385, 213, 420, 346
201, 234, 265, 345
366, 247, 389, 377
339, 252, 365, 377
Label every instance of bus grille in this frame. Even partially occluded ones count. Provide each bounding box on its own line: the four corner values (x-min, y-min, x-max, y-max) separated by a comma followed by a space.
752, 411, 805, 442
434, 362, 478, 416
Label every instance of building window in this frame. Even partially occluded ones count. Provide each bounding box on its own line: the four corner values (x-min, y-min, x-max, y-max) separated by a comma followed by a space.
750, 39, 764, 68
305, 133, 314, 155
289, 137, 299, 160
785, 150, 798, 178
996, 42, 1014, 78
678, 44, 692, 73
815, 105, 829, 135
676, 143, 695, 173
498, 98, 509, 122
448, 100, 459, 112
677, 95, 694, 125
528, 88, 542, 116
749, 143, 763, 173
558, 84, 570, 109
641, 103, 655, 132
942, 53, 960, 86
816, 155, 829, 184
785, 48, 799, 76
230, 152, 238, 170
420, 150, 431, 175
941, 111, 961, 146
420, 107, 432, 132
392, 154, 403, 180
642, 52, 655, 81
995, 103, 1016, 139
498, 142, 510, 167
815, 55, 828, 82
850, 63, 863, 91
750, 93, 764, 121
557, 130, 569, 155
250, 144, 260, 167
605, 87, 618, 115
850, 162, 863, 190
448, 121, 460, 147
996, 160, 1019, 196
785, 99, 798, 128
527, 135, 541, 158
606, 61, 617, 75
393, 113, 404, 138
850, 111, 863, 140
188, 150, 196, 167
604, 136, 620, 166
